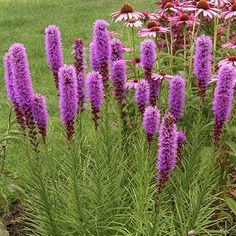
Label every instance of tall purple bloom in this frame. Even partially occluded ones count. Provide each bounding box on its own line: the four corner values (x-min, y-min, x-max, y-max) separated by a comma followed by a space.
45, 25, 64, 90
110, 38, 124, 64
93, 20, 110, 85
89, 42, 100, 71
86, 72, 104, 130
149, 79, 161, 107
194, 35, 212, 96
58, 65, 78, 141
143, 106, 160, 143
72, 39, 86, 111
157, 113, 177, 195
168, 76, 185, 121
212, 65, 235, 146
32, 94, 48, 143
3, 51, 26, 129
135, 80, 150, 115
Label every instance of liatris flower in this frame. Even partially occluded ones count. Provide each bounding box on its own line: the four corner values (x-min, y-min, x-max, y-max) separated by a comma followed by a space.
110, 38, 124, 64
194, 35, 212, 96
72, 39, 86, 111
3, 51, 26, 129
157, 113, 177, 195
45, 25, 64, 90
212, 65, 235, 146
58, 65, 78, 141
89, 42, 99, 71
86, 72, 104, 130
93, 20, 110, 85
135, 80, 150, 115
149, 79, 161, 107
32, 94, 48, 143
111, 60, 126, 106
177, 131, 186, 156
168, 76, 185, 121
111, 3, 144, 22
143, 106, 160, 143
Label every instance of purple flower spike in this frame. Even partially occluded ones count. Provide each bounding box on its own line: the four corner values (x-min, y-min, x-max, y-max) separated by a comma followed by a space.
58, 65, 78, 141
157, 113, 177, 195
140, 39, 156, 81
32, 94, 48, 142
86, 71, 104, 130
72, 39, 86, 111
111, 59, 126, 105
93, 19, 110, 84
213, 65, 235, 146
168, 76, 185, 121
143, 106, 160, 143
89, 42, 100, 71
45, 25, 64, 90
135, 80, 150, 115
3, 51, 26, 130
194, 35, 212, 96
149, 79, 161, 107
110, 38, 124, 64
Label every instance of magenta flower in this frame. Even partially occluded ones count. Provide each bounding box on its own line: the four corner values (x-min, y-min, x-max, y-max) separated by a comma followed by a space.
86, 72, 104, 130
124, 18, 143, 28
221, 41, 236, 49
72, 39, 86, 111
58, 65, 78, 141
125, 79, 139, 90
149, 79, 161, 107
194, 35, 212, 96
45, 25, 64, 90
171, 13, 198, 28
32, 94, 48, 142
143, 106, 160, 143
89, 42, 99, 71
218, 55, 236, 68
93, 20, 110, 84
135, 80, 150, 115
157, 113, 178, 195
152, 72, 173, 81
110, 38, 124, 64
168, 76, 185, 121
111, 3, 144, 22
213, 65, 235, 146
221, 2, 236, 20
140, 39, 156, 71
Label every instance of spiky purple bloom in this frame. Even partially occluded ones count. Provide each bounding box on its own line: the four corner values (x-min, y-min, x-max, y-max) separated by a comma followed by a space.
177, 131, 186, 155
110, 38, 124, 64
157, 113, 178, 195
194, 35, 212, 96
58, 65, 78, 141
135, 80, 150, 115
3, 51, 26, 129
32, 94, 48, 142
93, 20, 110, 84
86, 71, 104, 130
149, 79, 161, 107
72, 39, 86, 111
45, 25, 64, 90
168, 76, 185, 121
143, 106, 160, 142
140, 39, 156, 80
212, 65, 235, 146
89, 42, 100, 71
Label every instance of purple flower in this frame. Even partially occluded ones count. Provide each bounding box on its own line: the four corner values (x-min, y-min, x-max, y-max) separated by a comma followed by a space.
110, 38, 124, 64
194, 35, 212, 96
45, 25, 64, 90
89, 42, 100, 71
143, 106, 160, 142
111, 59, 126, 105
157, 113, 178, 195
213, 65, 235, 146
86, 71, 104, 130
93, 20, 110, 83
58, 65, 78, 140
72, 39, 86, 111
140, 39, 156, 69
32, 94, 48, 142
168, 76, 185, 121
149, 79, 161, 107
135, 80, 150, 114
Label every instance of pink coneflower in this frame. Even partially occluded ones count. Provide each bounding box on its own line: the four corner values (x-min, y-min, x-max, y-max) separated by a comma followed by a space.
138, 20, 169, 37
158, 2, 181, 15
124, 18, 142, 28
171, 12, 198, 27
185, 0, 220, 19
125, 78, 139, 89
218, 55, 236, 67
221, 2, 236, 19
111, 3, 144, 22
222, 41, 236, 49
152, 71, 173, 81
125, 57, 142, 67
142, 10, 151, 20
210, 0, 230, 6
